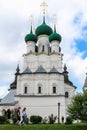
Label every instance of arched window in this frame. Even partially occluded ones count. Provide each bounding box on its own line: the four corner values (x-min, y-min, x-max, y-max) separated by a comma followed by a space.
53, 87, 56, 94
42, 45, 45, 52
52, 83, 57, 94
24, 87, 27, 94
37, 83, 42, 94
38, 87, 41, 94
24, 83, 28, 94
65, 92, 69, 98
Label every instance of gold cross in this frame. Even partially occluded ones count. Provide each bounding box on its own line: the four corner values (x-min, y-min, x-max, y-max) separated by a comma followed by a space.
40, 1, 48, 15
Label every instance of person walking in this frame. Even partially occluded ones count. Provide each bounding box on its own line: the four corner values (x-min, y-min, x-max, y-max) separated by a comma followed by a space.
16, 107, 21, 125
6, 109, 11, 119
21, 107, 27, 125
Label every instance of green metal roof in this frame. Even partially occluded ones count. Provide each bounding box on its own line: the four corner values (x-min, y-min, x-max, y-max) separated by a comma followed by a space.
35, 23, 53, 36
49, 24, 62, 42
25, 33, 37, 43
49, 32, 62, 42
25, 25, 37, 43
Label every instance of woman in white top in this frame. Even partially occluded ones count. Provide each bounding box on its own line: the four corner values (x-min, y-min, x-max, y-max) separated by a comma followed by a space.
21, 107, 27, 124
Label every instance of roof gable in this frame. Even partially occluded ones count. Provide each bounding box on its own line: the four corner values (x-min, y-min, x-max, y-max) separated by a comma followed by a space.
0, 89, 17, 105
35, 65, 47, 73
22, 67, 32, 74
49, 66, 60, 74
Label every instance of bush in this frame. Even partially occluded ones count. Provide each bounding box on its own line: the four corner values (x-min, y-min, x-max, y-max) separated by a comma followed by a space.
5, 119, 10, 124
0, 116, 7, 124
65, 116, 73, 124
12, 117, 17, 124
30, 115, 42, 124
48, 114, 57, 124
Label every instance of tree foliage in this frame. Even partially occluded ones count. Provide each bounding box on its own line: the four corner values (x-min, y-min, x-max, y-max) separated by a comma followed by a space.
65, 116, 73, 124
68, 91, 87, 121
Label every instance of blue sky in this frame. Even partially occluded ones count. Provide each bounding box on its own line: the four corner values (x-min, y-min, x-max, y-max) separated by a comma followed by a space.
0, 0, 87, 98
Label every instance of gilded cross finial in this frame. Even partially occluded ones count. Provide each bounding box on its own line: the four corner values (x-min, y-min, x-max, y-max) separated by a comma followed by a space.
40, 1, 48, 15
40, 1, 48, 24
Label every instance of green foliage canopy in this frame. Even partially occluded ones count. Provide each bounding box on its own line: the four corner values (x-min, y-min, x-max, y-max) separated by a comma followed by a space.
68, 91, 87, 121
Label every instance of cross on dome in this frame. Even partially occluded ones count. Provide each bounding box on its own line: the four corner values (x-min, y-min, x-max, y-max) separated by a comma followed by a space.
40, 1, 48, 23
40, 1, 48, 15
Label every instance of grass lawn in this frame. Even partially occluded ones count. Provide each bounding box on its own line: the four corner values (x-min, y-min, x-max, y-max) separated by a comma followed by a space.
0, 123, 87, 130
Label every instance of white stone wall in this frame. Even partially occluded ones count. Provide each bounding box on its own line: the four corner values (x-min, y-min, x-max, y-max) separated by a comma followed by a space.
17, 73, 64, 95
15, 96, 66, 123
23, 54, 62, 73
37, 35, 50, 53
26, 41, 35, 53
64, 84, 75, 100
64, 83, 76, 116
51, 41, 60, 52
16, 72, 76, 121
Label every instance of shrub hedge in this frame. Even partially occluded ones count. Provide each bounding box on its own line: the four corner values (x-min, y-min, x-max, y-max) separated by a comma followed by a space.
30, 115, 42, 124
0, 116, 7, 124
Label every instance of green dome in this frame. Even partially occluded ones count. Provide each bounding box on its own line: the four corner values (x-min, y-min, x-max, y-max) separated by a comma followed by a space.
25, 25, 37, 43
25, 33, 37, 43
49, 32, 62, 42
35, 23, 53, 36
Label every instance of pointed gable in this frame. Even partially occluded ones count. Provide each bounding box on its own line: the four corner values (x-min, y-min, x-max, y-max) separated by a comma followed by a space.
49, 66, 60, 73
35, 65, 47, 73
22, 67, 32, 74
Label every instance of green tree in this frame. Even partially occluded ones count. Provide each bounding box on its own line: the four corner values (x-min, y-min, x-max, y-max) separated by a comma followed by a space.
68, 91, 87, 122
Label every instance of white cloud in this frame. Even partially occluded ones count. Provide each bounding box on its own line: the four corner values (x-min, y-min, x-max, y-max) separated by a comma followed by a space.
0, 86, 9, 99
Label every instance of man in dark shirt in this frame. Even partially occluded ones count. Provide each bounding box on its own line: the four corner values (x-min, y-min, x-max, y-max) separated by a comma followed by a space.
16, 107, 21, 125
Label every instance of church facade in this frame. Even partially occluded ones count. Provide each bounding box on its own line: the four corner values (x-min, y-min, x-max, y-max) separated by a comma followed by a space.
0, 2, 76, 123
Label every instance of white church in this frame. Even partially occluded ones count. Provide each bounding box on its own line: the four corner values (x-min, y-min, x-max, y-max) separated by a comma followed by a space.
0, 2, 77, 123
